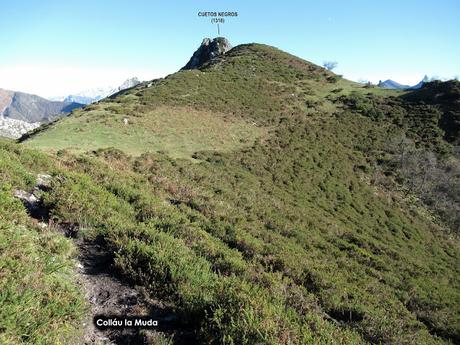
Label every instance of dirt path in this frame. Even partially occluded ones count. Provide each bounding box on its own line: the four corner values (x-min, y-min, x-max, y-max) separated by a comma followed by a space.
15, 181, 196, 345
77, 238, 153, 344
72, 233, 196, 345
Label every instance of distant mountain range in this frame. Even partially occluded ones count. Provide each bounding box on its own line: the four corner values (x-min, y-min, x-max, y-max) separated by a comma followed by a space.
51, 77, 141, 104
0, 77, 141, 139
378, 75, 430, 90
0, 88, 83, 138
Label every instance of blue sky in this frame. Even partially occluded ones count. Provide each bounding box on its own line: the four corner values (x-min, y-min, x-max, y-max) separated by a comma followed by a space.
0, 0, 459, 97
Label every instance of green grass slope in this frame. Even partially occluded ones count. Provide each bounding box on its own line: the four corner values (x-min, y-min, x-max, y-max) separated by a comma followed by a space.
23, 44, 399, 158
0, 143, 84, 344
2, 43, 458, 344
24, 103, 266, 159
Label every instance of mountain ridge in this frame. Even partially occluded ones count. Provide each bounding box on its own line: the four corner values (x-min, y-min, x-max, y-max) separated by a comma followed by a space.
0, 88, 83, 138
378, 75, 430, 90
3, 40, 460, 344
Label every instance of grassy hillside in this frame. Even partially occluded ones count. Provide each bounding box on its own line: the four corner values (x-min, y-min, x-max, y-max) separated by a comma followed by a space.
23, 44, 399, 158
25, 103, 266, 159
0, 144, 84, 344
1, 43, 459, 344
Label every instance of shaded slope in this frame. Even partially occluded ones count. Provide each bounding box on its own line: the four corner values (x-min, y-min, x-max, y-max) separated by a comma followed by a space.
3, 91, 82, 122
0, 88, 84, 138
402, 80, 460, 144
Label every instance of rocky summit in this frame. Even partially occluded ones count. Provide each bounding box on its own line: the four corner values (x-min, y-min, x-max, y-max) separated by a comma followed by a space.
182, 37, 232, 70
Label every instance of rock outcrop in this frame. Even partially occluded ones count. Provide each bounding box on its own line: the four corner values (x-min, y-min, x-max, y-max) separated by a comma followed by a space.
182, 37, 232, 70
116, 77, 140, 92
14, 174, 52, 221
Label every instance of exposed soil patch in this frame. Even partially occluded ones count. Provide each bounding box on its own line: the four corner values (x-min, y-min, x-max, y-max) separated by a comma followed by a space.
76, 237, 195, 345
15, 179, 197, 345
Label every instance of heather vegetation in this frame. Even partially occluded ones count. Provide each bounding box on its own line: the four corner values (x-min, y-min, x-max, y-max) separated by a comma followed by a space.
1, 44, 459, 344
0, 145, 84, 344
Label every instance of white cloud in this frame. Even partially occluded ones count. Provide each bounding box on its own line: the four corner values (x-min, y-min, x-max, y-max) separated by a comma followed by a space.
0, 64, 169, 99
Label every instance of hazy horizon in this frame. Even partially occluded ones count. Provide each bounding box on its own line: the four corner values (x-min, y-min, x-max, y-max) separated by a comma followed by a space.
1, 0, 459, 98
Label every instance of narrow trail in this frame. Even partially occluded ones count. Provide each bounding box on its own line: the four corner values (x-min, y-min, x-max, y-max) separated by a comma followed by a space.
76, 237, 150, 344
75, 236, 190, 345
15, 177, 197, 345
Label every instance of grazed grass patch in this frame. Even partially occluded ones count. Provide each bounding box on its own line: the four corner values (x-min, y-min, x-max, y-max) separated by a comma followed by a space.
26, 106, 266, 159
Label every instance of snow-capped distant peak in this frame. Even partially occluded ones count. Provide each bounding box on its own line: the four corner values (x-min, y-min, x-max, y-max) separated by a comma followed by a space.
116, 77, 140, 92
51, 77, 142, 104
